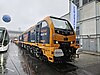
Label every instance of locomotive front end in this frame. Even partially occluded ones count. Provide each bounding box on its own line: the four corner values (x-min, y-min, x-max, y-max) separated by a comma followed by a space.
50, 16, 79, 63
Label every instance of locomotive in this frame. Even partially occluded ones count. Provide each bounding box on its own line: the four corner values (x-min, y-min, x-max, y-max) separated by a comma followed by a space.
18, 16, 79, 63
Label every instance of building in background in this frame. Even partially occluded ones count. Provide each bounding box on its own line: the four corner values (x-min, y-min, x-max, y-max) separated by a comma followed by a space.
8, 30, 23, 41
61, 0, 100, 52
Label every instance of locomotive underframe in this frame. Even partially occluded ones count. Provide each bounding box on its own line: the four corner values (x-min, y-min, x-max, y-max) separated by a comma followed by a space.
18, 41, 77, 63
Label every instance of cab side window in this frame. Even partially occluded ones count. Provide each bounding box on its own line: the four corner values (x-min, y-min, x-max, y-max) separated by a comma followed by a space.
42, 21, 48, 27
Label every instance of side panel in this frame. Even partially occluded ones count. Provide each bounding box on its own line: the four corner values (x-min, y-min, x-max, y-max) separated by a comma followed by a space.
28, 31, 31, 42
23, 33, 28, 42
40, 27, 50, 44
30, 28, 36, 42
23, 32, 30, 42
36, 25, 41, 43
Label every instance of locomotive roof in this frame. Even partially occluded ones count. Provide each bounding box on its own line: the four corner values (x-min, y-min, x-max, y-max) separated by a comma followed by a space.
50, 16, 68, 21
19, 16, 68, 36
21, 24, 35, 34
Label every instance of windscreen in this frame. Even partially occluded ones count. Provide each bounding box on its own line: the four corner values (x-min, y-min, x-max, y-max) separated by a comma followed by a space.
50, 17, 74, 35
51, 17, 72, 30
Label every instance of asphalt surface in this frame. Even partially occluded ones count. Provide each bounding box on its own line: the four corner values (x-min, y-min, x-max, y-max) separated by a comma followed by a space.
0, 43, 100, 75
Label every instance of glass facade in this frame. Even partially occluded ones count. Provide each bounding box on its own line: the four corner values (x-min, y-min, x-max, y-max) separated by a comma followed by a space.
76, 26, 80, 35
83, 0, 95, 5
72, 0, 97, 6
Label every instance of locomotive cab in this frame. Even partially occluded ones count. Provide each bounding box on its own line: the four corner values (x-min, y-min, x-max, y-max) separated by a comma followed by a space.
48, 16, 79, 62
36, 16, 79, 63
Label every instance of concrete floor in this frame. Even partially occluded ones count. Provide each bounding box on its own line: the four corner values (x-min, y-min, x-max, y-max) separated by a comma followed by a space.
0, 43, 100, 75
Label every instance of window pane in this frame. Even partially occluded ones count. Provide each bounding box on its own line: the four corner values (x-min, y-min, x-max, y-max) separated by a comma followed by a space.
42, 21, 48, 27
77, 10, 80, 21
0, 30, 3, 38
72, 0, 79, 7
76, 0, 79, 2
89, 0, 93, 2
73, 0, 79, 3
76, 26, 80, 35
51, 18, 71, 30
97, 0, 100, 2
83, 0, 88, 5
76, 2, 79, 7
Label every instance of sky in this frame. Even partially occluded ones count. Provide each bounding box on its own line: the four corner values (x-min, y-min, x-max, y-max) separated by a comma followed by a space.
0, 0, 69, 31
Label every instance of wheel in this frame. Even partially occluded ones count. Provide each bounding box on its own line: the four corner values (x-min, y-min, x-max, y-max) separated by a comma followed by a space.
35, 48, 41, 58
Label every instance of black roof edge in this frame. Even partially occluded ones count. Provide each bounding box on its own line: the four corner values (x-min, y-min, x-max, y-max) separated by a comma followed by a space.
50, 16, 68, 21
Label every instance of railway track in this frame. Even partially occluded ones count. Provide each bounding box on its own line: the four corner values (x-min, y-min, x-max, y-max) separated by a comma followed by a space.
47, 62, 78, 73
19, 47, 78, 74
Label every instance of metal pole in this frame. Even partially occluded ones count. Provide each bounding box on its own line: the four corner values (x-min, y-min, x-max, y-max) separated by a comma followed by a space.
95, 0, 98, 52
69, 0, 72, 20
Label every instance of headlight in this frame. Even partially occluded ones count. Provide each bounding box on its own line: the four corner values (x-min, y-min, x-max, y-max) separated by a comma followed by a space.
71, 41, 75, 44
56, 41, 58, 44
54, 40, 58, 44
54, 49, 64, 57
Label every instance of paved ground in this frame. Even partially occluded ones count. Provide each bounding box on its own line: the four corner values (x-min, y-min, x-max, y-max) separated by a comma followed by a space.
0, 43, 100, 75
